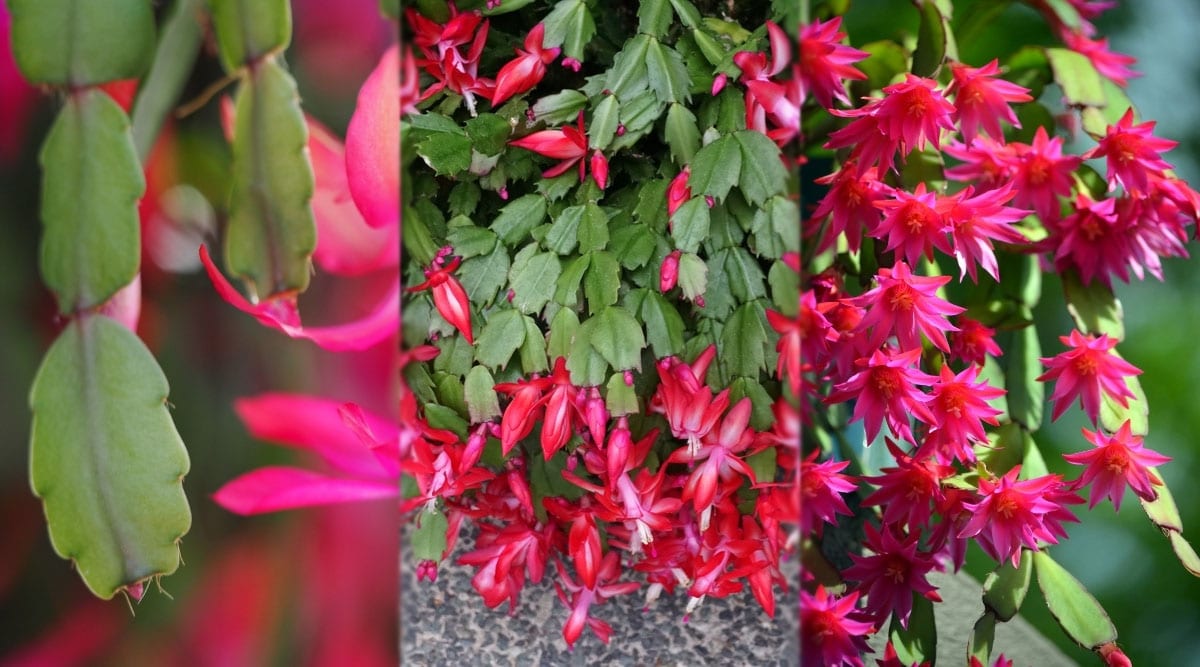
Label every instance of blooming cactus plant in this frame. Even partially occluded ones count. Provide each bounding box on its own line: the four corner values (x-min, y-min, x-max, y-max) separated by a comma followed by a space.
802, 0, 1200, 665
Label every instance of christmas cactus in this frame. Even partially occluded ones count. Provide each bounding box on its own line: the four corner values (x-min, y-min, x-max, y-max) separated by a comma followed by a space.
801, 0, 1200, 665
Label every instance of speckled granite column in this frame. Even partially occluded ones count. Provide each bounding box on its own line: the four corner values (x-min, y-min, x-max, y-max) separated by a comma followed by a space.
400, 524, 800, 666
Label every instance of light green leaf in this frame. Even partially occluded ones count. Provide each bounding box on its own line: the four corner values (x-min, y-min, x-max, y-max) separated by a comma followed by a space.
579, 203, 610, 253
464, 365, 501, 423
667, 0, 701, 29
406, 112, 464, 135
567, 319, 609, 386
225, 58, 316, 299
464, 113, 511, 156
689, 135, 741, 202
969, 612, 997, 665
8, 0, 155, 85
983, 549, 1033, 622
1062, 270, 1124, 341
584, 251, 621, 315
1034, 551, 1118, 649
1006, 325, 1044, 431
458, 245, 510, 306
665, 103, 701, 166
481, 0, 536, 15
744, 446, 776, 485
509, 248, 561, 314
542, 0, 595, 62
29, 315, 191, 600
417, 133, 473, 175
491, 194, 547, 245
520, 316, 549, 374
446, 224, 498, 259
605, 373, 639, 416
589, 306, 646, 371
474, 309, 527, 370
1098, 363, 1148, 436
548, 306, 581, 361
733, 130, 787, 206
412, 507, 449, 561
1046, 47, 1106, 107
646, 39, 691, 105
588, 95, 620, 150
211, 0, 292, 73
672, 197, 711, 254
434, 372, 468, 420
39, 91, 143, 312
888, 594, 936, 665
677, 252, 707, 303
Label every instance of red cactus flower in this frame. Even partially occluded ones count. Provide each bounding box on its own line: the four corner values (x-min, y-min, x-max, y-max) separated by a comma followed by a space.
407, 253, 474, 344
510, 111, 607, 189
491, 23, 560, 106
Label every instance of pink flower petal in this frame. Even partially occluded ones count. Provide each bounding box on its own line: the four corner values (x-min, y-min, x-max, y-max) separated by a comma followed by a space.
346, 45, 400, 229
200, 245, 400, 351
213, 466, 397, 515
308, 117, 399, 275
235, 393, 395, 478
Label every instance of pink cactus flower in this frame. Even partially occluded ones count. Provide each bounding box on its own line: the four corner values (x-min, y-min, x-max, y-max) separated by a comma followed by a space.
849, 261, 965, 354
946, 59, 1032, 146
1083, 107, 1177, 195
1065, 420, 1171, 510
959, 467, 1076, 567
843, 522, 942, 628
1037, 330, 1142, 424
798, 16, 869, 109
800, 586, 874, 667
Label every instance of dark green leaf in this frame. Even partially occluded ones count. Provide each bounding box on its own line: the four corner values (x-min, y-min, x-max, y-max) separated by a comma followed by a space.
29, 315, 190, 599
719, 302, 768, 378
474, 309, 527, 370
729, 376, 774, 432
646, 39, 691, 105
555, 254, 590, 307
732, 130, 786, 206
38, 91, 143, 312
491, 194, 547, 245
856, 40, 908, 90
664, 103, 701, 166
589, 95, 620, 150
458, 246, 510, 306
579, 203, 610, 253
509, 247, 561, 314
745, 446, 776, 485
1034, 551, 1118, 649
464, 113, 511, 155
545, 205, 584, 255
225, 59, 316, 298
464, 365, 501, 423
672, 197, 711, 254
9, 0, 155, 85
609, 224, 658, 270
668, 0, 701, 29
689, 135, 741, 202
606, 35, 652, 101
567, 320, 609, 386
584, 251, 621, 315
722, 247, 768, 302
639, 290, 686, 357
434, 372, 468, 420
634, 179, 671, 231
211, 0, 291, 71
983, 549, 1033, 622
448, 182, 482, 217
481, 0, 536, 14
423, 403, 469, 440
407, 112, 464, 134
412, 507, 449, 561
637, 0, 673, 37
446, 224, 498, 259
589, 306, 646, 371
912, 0, 953, 77
532, 89, 588, 125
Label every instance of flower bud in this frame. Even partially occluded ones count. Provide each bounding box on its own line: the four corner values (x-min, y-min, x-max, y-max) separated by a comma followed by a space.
660, 250, 681, 292
711, 73, 727, 96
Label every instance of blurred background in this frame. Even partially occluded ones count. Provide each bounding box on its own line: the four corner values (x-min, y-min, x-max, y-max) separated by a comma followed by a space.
840, 0, 1200, 664
0, 1, 399, 665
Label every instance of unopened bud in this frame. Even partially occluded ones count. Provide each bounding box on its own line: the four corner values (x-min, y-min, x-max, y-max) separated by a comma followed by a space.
497, 186, 509, 200
416, 560, 439, 582
506, 289, 515, 302
711, 73, 727, 96
616, 124, 626, 136
563, 57, 582, 72
1099, 643, 1132, 667
704, 195, 715, 208
623, 370, 634, 386
660, 250, 681, 292
694, 296, 705, 308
